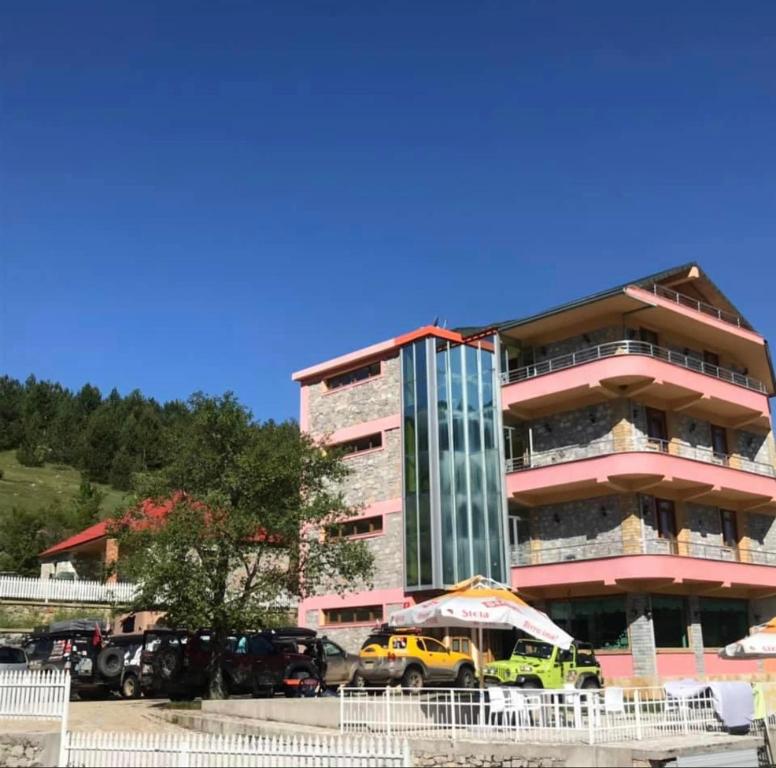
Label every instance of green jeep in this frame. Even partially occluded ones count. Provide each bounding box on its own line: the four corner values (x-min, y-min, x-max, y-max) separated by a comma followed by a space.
483, 639, 603, 690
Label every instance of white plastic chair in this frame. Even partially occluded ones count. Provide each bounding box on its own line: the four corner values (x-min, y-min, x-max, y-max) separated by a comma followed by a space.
604, 686, 625, 714
506, 688, 531, 727
488, 687, 506, 726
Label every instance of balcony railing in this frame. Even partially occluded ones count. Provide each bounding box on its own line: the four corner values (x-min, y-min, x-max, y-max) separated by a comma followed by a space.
505, 435, 776, 478
510, 537, 776, 567
647, 283, 749, 329
500, 339, 765, 393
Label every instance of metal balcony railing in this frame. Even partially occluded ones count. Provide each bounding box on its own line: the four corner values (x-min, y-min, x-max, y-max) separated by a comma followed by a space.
500, 339, 765, 393
648, 283, 749, 329
510, 537, 776, 567
505, 435, 776, 478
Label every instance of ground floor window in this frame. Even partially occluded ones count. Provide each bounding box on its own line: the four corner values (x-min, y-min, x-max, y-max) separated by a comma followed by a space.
652, 596, 688, 648
547, 596, 628, 649
699, 598, 749, 648
322, 605, 382, 625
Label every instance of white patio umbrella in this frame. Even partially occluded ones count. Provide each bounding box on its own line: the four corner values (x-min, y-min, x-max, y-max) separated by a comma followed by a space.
388, 575, 573, 686
719, 618, 776, 659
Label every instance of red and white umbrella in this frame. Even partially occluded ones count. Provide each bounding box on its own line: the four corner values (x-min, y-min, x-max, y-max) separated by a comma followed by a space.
720, 618, 776, 659
389, 576, 573, 649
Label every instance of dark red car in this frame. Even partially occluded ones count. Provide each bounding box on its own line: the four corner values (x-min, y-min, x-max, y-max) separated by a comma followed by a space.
138, 627, 322, 699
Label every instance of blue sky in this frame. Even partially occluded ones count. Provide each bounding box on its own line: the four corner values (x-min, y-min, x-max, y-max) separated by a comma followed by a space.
1, 1, 775, 421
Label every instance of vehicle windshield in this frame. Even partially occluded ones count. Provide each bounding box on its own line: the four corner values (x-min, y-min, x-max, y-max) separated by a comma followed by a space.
0, 648, 25, 664
512, 639, 554, 659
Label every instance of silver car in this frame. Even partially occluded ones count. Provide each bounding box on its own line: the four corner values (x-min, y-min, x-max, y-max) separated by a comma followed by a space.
0, 646, 28, 671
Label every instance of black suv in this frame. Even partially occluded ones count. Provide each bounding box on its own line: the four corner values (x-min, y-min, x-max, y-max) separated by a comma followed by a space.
138, 626, 326, 699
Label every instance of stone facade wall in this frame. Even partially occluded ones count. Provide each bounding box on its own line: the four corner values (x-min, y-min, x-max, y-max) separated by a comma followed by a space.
626, 593, 656, 677
747, 513, 776, 560
532, 325, 622, 364
0, 734, 58, 768
369, 513, 403, 589
524, 497, 625, 564
527, 402, 622, 457
306, 355, 401, 437
340, 427, 402, 508
737, 429, 773, 466
684, 503, 724, 557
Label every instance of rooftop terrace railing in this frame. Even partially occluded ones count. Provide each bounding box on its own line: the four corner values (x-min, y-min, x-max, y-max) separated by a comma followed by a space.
500, 339, 766, 393
505, 435, 776, 479
647, 283, 750, 329
510, 537, 776, 567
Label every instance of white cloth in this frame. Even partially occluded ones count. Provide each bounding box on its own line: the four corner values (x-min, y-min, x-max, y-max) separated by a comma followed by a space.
664, 679, 754, 730
708, 682, 754, 730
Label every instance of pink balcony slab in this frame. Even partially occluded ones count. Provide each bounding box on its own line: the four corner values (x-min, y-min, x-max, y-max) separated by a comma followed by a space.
506, 450, 776, 511
502, 352, 770, 428
511, 554, 776, 600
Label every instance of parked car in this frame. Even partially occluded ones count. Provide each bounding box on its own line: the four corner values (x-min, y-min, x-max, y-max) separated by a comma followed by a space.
271, 630, 360, 688
482, 639, 603, 689
137, 627, 326, 700
0, 646, 28, 671
357, 629, 476, 689
97, 633, 145, 699
23, 619, 111, 698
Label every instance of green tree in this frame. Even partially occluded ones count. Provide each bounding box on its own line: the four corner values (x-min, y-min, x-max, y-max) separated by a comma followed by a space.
0, 502, 72, 576
69, 476, 106, 531
0, 376, 25, 450
113, 393, 373, 699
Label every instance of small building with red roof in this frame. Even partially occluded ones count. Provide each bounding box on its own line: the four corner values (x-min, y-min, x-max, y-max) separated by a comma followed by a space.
39, 499, 174, 583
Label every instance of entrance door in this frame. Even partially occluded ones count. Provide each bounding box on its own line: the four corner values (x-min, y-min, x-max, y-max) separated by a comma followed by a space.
711, 424, 729, 463
646, 408, 668, 451
703, 350, 720, 375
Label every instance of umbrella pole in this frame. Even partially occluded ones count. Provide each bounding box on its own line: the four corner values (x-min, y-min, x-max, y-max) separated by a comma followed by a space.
478, 626, 484, 689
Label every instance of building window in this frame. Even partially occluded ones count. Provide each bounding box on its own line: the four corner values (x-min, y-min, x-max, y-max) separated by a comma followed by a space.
656, 499, 677, 541
451, 636, 472, 655
652, 596, 688, 648
325, 362, 381, 390
645, 407, 668, 446
699, 598, 749, 648
337, 433, 382, 456
548, 597, 628, 650
640, 328, 659, 347
720, 510, 738, 548
328, 515, 383, 539
710, 424, 729, 459
323, 605, 382, 625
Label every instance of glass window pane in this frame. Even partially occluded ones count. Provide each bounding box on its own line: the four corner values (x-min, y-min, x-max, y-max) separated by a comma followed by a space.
652, 596, 688, 648
699, 598, 748, 648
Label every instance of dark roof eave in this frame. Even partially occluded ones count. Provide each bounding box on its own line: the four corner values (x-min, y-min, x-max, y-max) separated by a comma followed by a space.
495, 262, 700, 335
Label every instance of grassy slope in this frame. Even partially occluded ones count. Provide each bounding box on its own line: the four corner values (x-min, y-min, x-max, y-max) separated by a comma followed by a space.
0, 450, 128, 519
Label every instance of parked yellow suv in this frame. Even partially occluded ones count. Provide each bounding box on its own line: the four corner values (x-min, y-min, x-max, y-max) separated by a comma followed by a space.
356, 630, 476, 689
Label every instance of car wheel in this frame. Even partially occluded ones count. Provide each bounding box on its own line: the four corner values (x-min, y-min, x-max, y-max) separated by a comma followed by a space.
97, 647, 124, 679
121, 674, 140, 699
521, 679, 541, 690
284, 668, 315, 698
401, 667, 424, 691
351, 672, 367, 689
580, 677, 599, 690
455, 666, 476, 689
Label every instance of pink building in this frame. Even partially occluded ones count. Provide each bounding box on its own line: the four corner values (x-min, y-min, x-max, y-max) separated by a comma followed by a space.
294, 264, 776, 683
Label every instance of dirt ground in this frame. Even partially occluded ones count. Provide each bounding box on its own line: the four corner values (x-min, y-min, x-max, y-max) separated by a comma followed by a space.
1, 698, 187, 734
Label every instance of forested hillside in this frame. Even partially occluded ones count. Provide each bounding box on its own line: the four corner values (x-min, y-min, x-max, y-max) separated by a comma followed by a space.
0, 374, 193, 575
0, 375, 191, 490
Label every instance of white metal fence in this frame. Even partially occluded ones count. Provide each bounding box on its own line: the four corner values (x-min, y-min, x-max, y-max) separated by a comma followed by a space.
0, 669, 70, 721
0, 575, 137, 604
0, 670, 70, 766
340, 686, 723, 745
64, 731, 411, 767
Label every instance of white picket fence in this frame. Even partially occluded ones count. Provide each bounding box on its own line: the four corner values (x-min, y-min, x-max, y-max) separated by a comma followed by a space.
0, 670, 70, 766
0, 575, 137, 604
0, 669, 70, 721
64, 732, 412, 767
340, 686, 723, 745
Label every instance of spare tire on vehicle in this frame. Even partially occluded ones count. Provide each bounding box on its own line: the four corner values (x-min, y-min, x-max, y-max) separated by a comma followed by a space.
97, 647, 124, 679
154, 646, 182, 680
